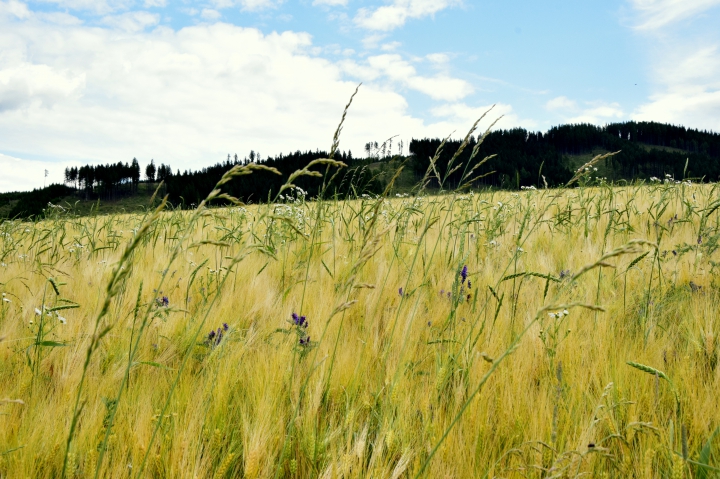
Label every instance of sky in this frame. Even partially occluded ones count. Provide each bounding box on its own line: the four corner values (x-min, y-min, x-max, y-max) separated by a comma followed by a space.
1, 0, 719, 192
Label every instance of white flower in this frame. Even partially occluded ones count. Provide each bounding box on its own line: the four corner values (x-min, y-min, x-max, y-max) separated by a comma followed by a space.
548, 312, 556, 319
58, 315, 67, 324
2, 297, 10, 303
563, 309, 569, 315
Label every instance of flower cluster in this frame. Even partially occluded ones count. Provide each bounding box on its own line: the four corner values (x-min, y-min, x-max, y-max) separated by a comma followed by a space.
34, 305, 66, 324
291, 312, 310, 347
292, 312, 307, 328
205, 323, 229, 348
156, 296, 169, 308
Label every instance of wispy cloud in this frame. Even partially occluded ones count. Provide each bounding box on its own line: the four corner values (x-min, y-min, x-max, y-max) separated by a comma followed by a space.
341, 53, 473, 102
31, 0, 135, 15
208, 0, 283, 11
633, 46, 720, 130
313, 0, 347, 6
354, 0, 461, 31
630, 0, 720, 29
544, 96, 625, 124
100, 11, 159, 32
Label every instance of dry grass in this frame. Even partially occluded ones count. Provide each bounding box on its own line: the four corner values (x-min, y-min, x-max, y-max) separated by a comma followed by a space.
1, 173, 719, 478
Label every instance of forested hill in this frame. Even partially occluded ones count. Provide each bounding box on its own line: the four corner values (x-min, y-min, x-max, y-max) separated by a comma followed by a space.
410, 121, 720, 189
3, 120, 720, 219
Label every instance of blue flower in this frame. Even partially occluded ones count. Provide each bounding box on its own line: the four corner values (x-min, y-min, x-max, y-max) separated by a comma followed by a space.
398, 287, 403, 297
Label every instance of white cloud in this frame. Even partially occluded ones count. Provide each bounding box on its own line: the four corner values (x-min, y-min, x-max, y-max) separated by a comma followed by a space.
543, 95, 626, 124
0, 64, 85, 111
628, 0, 720, 132
566, 102, 624, 124
32, 0, 135, 15
633, 46, 720, 130
100, 11, 159, 32
430, 102, 534, 131
144, 0, 166, 7
313, 0, 347, 6
0, 0, 30, 19
426, 53, 450, 64
0, 12, 508, 192
200, 9, 222, 20
630, 0, 720, 29
355, 0, 460, 31
545, 96, 577, 111
341, 53, 473, 101
380, 41, 401, 51
0, 153, 69, 192
208, 0, 282, 11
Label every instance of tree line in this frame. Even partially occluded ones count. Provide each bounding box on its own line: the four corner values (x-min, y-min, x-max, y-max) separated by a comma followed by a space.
4, 119, 713, 220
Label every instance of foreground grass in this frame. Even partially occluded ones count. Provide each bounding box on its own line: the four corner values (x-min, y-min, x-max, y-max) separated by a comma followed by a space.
1, 175, 719, 478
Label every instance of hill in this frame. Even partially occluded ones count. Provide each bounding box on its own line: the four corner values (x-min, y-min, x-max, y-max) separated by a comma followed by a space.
2, 120, 719, 220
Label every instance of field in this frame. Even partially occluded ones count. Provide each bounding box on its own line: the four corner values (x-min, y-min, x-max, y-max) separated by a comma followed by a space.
1, 153, 720, 478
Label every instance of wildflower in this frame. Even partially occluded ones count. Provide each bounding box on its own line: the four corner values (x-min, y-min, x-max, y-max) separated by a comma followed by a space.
549, 313, 556, 319
2, 293, 9, 303
157, 296, 169, 307
291, 312, 307, 328
35, 308, 42, 316
467, 280, 472, 289
58, 315, 67, 324
563, 309, 569, 316
223, 323, 229, 331
299, 336, 311, 346
398, 287, 403, 297
460, 265, 468, 284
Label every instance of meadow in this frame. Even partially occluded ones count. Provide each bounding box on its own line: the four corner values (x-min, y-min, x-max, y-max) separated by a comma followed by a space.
1, 117, 720, 478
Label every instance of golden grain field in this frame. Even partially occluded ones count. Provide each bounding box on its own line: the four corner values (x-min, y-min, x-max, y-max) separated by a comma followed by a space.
1, 161, 720, 478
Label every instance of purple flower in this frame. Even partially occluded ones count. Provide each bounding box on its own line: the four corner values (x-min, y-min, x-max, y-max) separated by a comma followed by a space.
398, 287, 403, 297
156, 296, 169, 307
223, 323, 229, 331
467, 280, 472, 289
299, 336, 310, 346
291, 312, 307, 328
460, 265, 468, 284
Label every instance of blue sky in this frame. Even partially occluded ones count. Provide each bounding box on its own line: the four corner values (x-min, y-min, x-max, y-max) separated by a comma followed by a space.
1, 0, 719, 192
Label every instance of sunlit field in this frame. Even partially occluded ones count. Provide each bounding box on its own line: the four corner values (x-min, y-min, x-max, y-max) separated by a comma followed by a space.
2, 139, 720, 478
